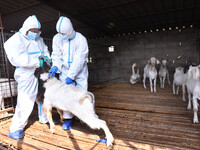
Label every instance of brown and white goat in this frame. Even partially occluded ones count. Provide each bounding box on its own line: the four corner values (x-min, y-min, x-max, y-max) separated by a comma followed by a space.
143, 57, 160, 92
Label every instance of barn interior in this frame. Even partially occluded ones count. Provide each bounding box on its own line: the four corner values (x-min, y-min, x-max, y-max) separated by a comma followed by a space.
0, 0, 200, 149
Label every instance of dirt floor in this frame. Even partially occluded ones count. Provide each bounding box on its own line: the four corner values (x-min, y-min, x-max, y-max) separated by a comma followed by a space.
0, 82, 200, 150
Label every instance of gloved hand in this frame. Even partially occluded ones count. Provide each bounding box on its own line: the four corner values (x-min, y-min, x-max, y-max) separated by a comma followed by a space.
38, 57, 44, 67
48, 66, 58, 77
44, 56, 51, 63
65, 77, 73, 84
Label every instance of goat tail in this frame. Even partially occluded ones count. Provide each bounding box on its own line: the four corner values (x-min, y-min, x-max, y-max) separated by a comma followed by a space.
79, 92, 95, 105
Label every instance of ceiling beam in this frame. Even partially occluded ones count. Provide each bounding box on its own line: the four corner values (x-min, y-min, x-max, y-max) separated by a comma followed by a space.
107, 18, 200, 35
90, 5, 200, 26
39, 0, 112, 36
73, 0, 142, 16
2, 2, 41, 16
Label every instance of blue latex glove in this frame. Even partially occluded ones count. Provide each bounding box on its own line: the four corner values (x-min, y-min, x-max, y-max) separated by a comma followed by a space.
48, 66, 58, 77
97, 138, 107, 144
65, 77, 73, 84
44, 56, 51, 63
38, 57, 44, 67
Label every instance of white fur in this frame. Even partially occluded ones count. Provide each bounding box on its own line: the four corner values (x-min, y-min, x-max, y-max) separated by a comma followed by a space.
159, 60, 170, 89
40, 73, 114, 146
186, 65, 200, 123
130, 63, 140, 84
143, 57, 160, 92
0, 78, 17, 117
172, 67, 187, 101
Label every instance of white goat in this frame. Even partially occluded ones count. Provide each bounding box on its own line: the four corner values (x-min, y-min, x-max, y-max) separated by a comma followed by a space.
0, 78, 17, 117
186, 65, 200, 123
159, 60, 170, 89
143, 57, 160, 92
40, 73, 114, 146
172, 67, 187, 101
130, 63, 140, 84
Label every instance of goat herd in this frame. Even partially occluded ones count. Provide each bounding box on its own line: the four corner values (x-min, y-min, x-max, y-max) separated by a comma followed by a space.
0, 57, 199, 146
130, 57, 200, 124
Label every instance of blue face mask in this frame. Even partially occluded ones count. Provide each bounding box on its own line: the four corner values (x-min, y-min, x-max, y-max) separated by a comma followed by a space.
59, 33, 70, 40
27, 31, 38, 40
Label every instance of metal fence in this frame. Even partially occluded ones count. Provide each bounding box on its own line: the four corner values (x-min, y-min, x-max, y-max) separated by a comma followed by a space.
0, 33, 52, 118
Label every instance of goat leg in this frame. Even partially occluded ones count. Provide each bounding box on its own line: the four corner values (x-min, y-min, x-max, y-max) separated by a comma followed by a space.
163, 76, 166, 89
0, 97, 8, 117
167, 73, 170, 85
103, 123, 114, 147
159, 77, 162, 88
187, 91, 192, 110
57, 108, 63, 123
182, 84, 186, 101
193, 97, 199, 123
44, 107, 55, 133
173, 83, 176, 95
176, 86, 179, 95
82, 116, 114, 146
143, 74, 146, 89
154, 79, 157, 92
149, 78, 153, 92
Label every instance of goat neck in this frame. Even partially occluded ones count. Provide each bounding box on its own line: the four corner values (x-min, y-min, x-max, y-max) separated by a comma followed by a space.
150, 65, 156, 72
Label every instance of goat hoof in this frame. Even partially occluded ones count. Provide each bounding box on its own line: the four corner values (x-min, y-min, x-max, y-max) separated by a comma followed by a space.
106, 138, 114, 147
193, 119, 199, 124
106, 134, 114, 147
106, 142, 112, 147
50, 128, 55, 133
187, 106, 191, 110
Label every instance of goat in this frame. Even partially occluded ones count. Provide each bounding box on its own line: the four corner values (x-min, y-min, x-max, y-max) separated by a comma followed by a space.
186, 65, 200, 123
143, 57, 160, 92
39, 73, 114, 146
158, 60, 170, 89
0, 78, 17, 117
130, 63, 140, 84
172, 66, 187, 101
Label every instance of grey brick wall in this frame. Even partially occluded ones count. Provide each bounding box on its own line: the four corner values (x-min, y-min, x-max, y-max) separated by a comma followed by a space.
88, 28, 200, 82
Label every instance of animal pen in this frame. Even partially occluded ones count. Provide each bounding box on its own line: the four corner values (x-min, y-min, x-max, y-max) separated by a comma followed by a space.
0, 0, 200, 150
0, 32, 16, 117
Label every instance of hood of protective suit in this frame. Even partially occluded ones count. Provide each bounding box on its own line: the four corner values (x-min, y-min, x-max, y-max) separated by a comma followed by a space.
19, 15, 41, 36
56, 16, 75, 39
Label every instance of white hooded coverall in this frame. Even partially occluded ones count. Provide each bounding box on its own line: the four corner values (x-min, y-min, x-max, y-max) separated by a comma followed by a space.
51, 16, 89, 119
4, 15, 49, 133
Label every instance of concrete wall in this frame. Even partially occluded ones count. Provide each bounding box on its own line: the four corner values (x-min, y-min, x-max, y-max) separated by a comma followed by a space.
88, 28, 200, 82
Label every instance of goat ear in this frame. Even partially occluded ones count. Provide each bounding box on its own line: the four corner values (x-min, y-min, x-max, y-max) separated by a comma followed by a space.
34, 68, 42, 78
193, 67, 200, 80
148, 59, 151, 63
199, 66, 200, 78
157, 60, 160, 64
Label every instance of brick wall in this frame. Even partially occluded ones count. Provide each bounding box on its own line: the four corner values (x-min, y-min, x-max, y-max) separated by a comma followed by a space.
88, 28, 200, 82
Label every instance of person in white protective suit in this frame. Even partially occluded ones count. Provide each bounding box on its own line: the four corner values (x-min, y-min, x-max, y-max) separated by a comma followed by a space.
48, 16, 89, 130
4, 15, 51, 139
